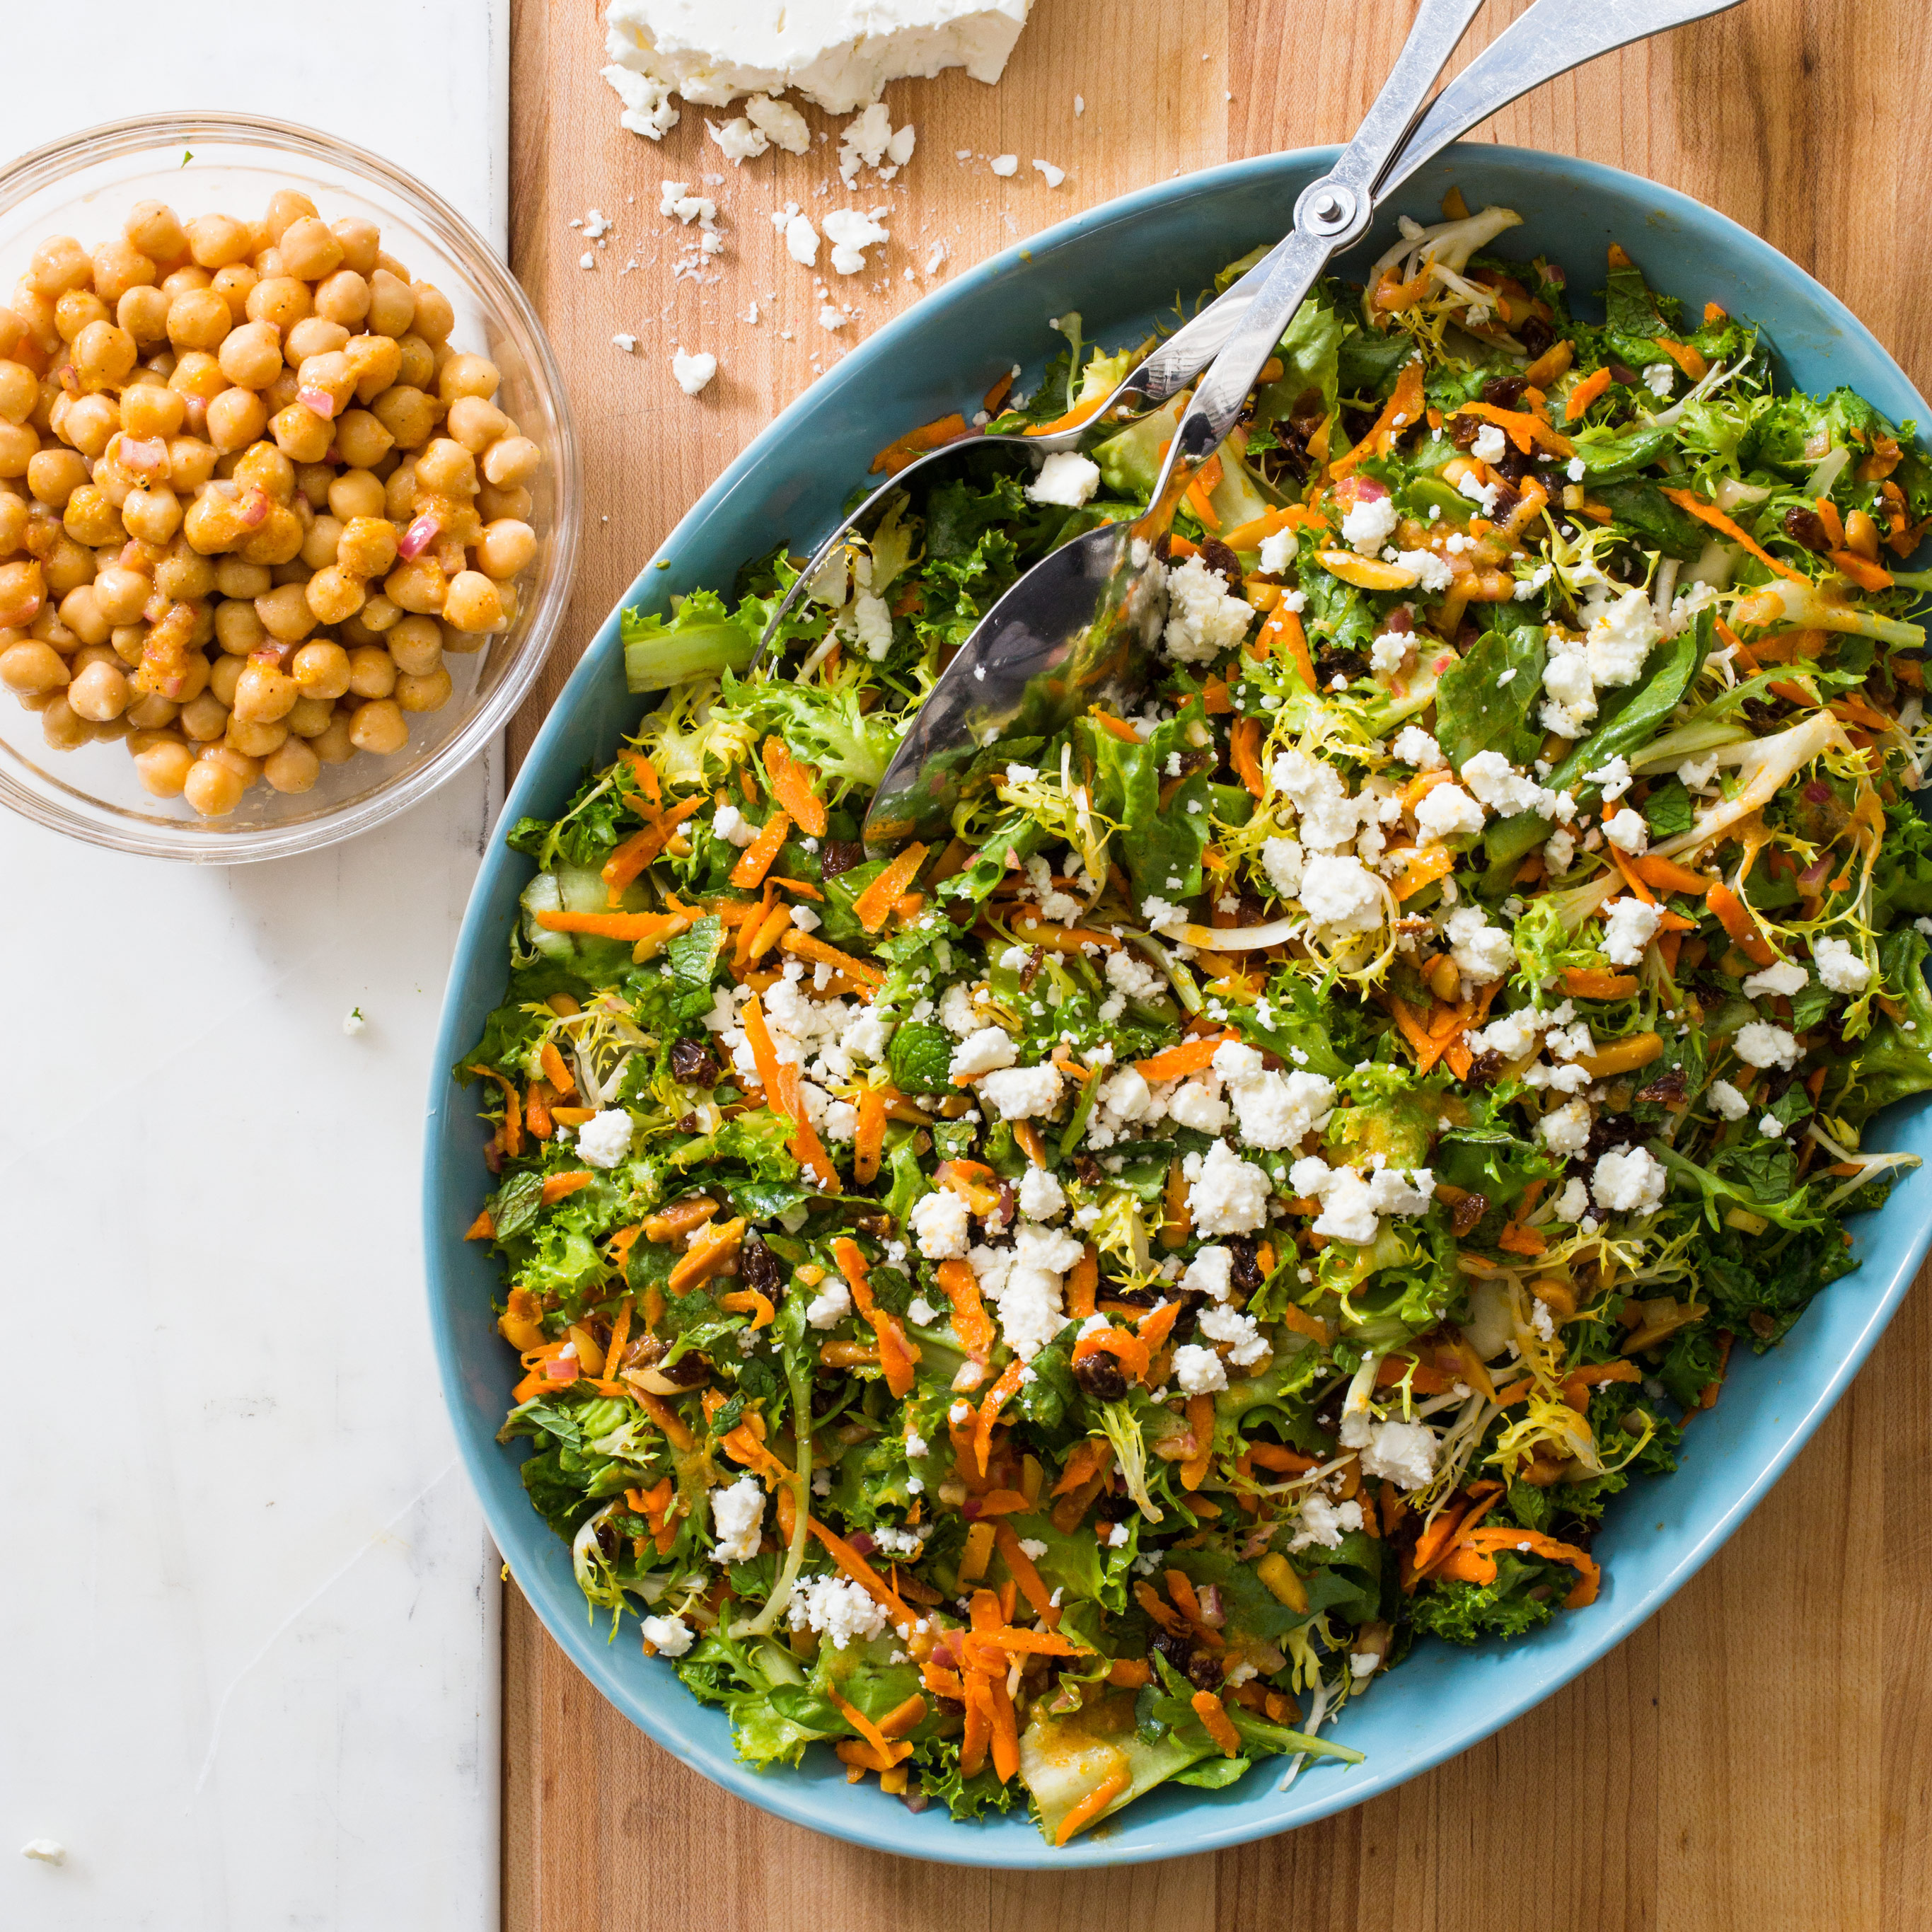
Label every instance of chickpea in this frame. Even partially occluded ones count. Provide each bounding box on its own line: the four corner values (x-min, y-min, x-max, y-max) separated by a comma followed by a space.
383, 555, 446, 614
337, 515, 398, 579
160, 265, 212, 301
54, 289, 112, 345
392, 334, 436, 389
294, 513, 340, 572
74, 321, 137, 392
42, 535, 96, 595
91, 238, 156, 307
11, 284, 59, 358
368, 384, 436, 451
92, 565, 151, 625
183, 753, 247, 816
28, 236, 93, 297
330, 217, 382, 277
270, 403, 332, 465
64, 485, 125, 548
276, 217, 343, 282
334, 407, 394, 470
480, 435, 541, 491
179, 689, 228, 740
328, 468, 386, 521
207, 654, 246, 707
395, 664, 453, 713
133, 736, 195, 797
364, 270, 415, 341
231, 441, 292, 502
122, 202, 188, 265
348, 694, 408, 754
410, 282, 456, 345
125, 690, 178, 731
386, 614, 442, 675
121, 484, 183, 546
218, 320, 283, 390
0, 419, 41, 477
282, 693, 332, 736
28, 446, 89, 509
253, 579, 318, 643
67, 656, 129, 721
313, 270, 371, 328
58, 584, 110, 647
205, 557, 266, 601
206, 388, 268, 453
0, 362, 37, 425
238, 503, 304, 568
291, 461, 334, 507
344, 642, 396, 698
0, 638, 68, 693
291, 638, 352, 699
32, 608, 79, 653
311, 708, 357, 763
170, 349, 226, 406
210, 265, 258, 325
41, 693, 91, 750
166, 436, 217, 490
476, 518, 537, 579
62, 394, 121, 461
415, 438, 475, 497
113, 285, 171, 348
231, 658, 301, 724
0, 557, 47, 625
356, 591, 401, 634
121, 382, 185, 439
308, 566, 367, 625
255, 733, 318, 793
167, 287, 232, 352
69, 641, 120, 676
283, 318, 349, 368
155, 540, 216, 602
214, 598, 267, 655
383, 461, 418, 521
246, 275, 313, 333
186, 214, 254, 271
444, 395, 509, 456
344, 332, 402, 401
441, 570, 502, 634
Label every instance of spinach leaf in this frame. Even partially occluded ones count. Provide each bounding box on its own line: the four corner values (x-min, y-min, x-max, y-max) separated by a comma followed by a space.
1434, 611, 1546, 768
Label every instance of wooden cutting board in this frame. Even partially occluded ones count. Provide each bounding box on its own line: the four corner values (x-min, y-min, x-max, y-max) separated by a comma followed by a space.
503, 2, 1932, 1924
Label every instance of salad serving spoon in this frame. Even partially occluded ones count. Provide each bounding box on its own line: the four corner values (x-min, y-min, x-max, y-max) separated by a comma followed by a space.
859, 0, 1747, 844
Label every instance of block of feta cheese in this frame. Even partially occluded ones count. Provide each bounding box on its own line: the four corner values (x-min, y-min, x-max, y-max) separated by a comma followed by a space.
604, 0, 1035, 124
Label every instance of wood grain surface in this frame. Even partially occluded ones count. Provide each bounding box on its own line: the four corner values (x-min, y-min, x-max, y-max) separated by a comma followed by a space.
502, 2, 1932, 1925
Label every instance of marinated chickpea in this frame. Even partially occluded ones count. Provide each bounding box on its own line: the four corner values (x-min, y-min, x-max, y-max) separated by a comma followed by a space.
348, 694, 408, 753
3, 195, 543, 816
395, 665, 452, 713
183, 752, 246, 816
134, 736, 195, 797
67, 656, 129, 721
125, 202, 190, 264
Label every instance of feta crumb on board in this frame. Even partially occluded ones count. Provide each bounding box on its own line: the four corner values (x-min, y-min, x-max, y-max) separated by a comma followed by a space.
671, 349, 718, 395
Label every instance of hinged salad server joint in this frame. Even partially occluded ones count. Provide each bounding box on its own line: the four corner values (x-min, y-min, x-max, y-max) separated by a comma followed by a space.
857, 0, 1749, 844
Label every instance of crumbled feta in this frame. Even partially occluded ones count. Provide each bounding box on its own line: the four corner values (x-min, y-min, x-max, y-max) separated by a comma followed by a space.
784, 212, 820, 265
1551, 1175, 1592, 1222
1812, 935, 1871, 994
1186, 1140, 1271, 1234
1289, 1493, 1364, 1552
1544, 828, 1576, 875
950, 1026, 1018, 1079
1470, 422, 1508, 464
1583, 586, 1659, 688
787, 1573, 889, 1648
1414, 781, 1485, 844
342, 1007, 366, 1035
641, 1613, 695, 1656
1392, 548, 1454, 591
1707, 1078, 1750, 1120
1312, 1167, 1379, 1245
1643, 361, 1676, 397
1172, 1342, 1228, 1394
970, 1222, 1084, 1358
1601, 896, 1661, 966
1165, 1077, 1230, 1135
1538, 1097, 1593, 1156
1299, 853, 1383, 934
576, 1109, 633, 1167
1197, 1301, 1268, 1366
910, 1188, 972, 1259
1590, 1145, 1667, 1216
707, 115, 768, 162
1602, 806, 1649, 855
1162, 553, 1254, 664
1017, 1165, 1068, 1220
1260, 835, 1305, 898
1105, 947, 1165, 1004
1355, 1418, 1438, 1489
1733, 1021, 1800, 1070
1341, 492, 1399, 553
1742, 959, 1809, 999
1462, 748, 1556, 819
1392, 724, 1447, 770
1032, 158, 1065, 186
1444, 904, 1515, 981
671, 349, 718, 395
823, 206, 890, 274
977, 1063, 1065, 1120
710, 1474, 765, 1562
1179, 1245, 1233, 1302
805, 1273, 852, 1329
990, 153, 1019, 175
612, 332, 638, 353
746, 93, 811, 153
1027, 449, 1101, 508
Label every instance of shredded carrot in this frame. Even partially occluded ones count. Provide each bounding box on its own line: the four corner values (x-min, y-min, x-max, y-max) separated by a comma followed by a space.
1022, 392, 1115, 439
534, 908, 690, 943
729, 809, 792, 889
1246, 1442, 1317, 1474
971, 1360, 1028, 1476
1564, 366, 1612, 421
538, 1040, 576, 1097
981, 369, 1014, 414
1561, 966, 1638, 999
635, 1389, 695, 1451
1656, 338, 1708, 382
1662, 487, 1807, 584
1180, 1392, 1215, 1491
465, 1209, 494, 1240
1829, 548, 1895, 592
1051, 1437, 1111, 1498
1329, 356, 1424, 475
852, 1087, 887, 1186
470, 1065, 524, 1158
870, 412, 969, 475
539, 1171, 594, 1205
1253, 599, 1317, 686
1632, 854, 1711, 896
600, 796, 705, 901
809, 1517, 916, 1631
852, 843, 928, 932
1072, 1325, 1151, 1384
1390, 843, 1455, 903
1190, 1690, 1243, 1757
761, 737, 828, 835
1454, 399, 1574, 458
1136, 1300, 1183, 1358
1706, 881, 1776, 966
993, 1521, 1060, 1628
1064, 1244, 1099, 1321
1134, 1030, 1235, 1082
1087, 707, 1143, 745
835, 1237, 922, 1397
1054, 1767, 1130, 1845
1438, 1527, 1601, 1607
779, 928, 884, 989
1228, 716, 1267, 797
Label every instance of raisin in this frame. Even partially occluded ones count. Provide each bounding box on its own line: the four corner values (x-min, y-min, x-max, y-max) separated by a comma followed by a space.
1018, 946, 1046, 993
1781, 506, 1832, 553
1185, 1650, 1223, 1692
1450, 412, 1481, 450
741, 1234, 782, 1300
820, 839, 866, 877
1608, 361, 1640, 387
1072, 1353, 1129, 1401
1072, 1155, 1104, 1186
1316, 645, 1368, 686
1451, 1191, 1489, 1236
1481, 374, 1527, 410
1151, 1628, 1196, 1677
1228, 1236, 1263, 1297
669, 1037, 721, 1084
1519, 314, 1554, 359
1464, 1049, 1505, 1087
1634, 1068, 1687, 1106
1199, 536, 1244, 594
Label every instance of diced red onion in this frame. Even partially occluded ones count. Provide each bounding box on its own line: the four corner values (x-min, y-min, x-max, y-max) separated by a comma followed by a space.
1353, 475, 1390, 501
1386, 606, 1413, 633
1804, 780, 1832, 803
1195, 1583, 1226, 1629
543, 1354, 577, 1381
238, 487, 271, 530
297, 384, 340, 421
847, 1529, 876, 1556
115, 433, 169, 480
899, 1788, 930, 1813
398, 511, 441, 561
1798, 852, 1836, 889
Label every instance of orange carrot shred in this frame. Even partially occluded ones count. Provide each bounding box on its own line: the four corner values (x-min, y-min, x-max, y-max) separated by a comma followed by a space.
852, 843, 928, 932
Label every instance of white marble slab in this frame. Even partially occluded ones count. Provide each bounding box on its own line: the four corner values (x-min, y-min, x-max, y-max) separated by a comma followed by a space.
0, 6, 508, 1926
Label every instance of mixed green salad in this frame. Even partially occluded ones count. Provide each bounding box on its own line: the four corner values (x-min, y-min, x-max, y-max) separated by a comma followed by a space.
458, 195, 1932, 1844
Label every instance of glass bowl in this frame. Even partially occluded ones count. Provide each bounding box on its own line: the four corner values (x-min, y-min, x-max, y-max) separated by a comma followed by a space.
0, 112, 579, 862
